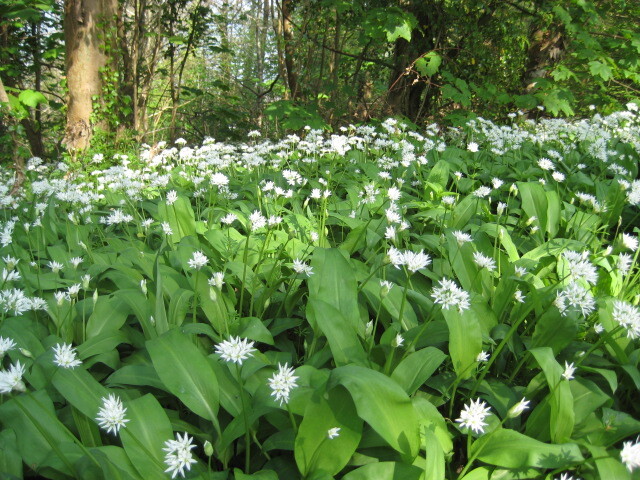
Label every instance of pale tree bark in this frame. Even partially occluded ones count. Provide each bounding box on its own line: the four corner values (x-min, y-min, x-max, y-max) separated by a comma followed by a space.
0, 76, 25, 194
63, 0, 115, 152
280, 0, 300, 100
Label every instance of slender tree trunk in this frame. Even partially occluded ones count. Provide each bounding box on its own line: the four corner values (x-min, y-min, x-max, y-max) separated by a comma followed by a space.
280, 0, 300, 99
0, 77, 25, 193
272, 0, 288, 100
63, 0, 112, 151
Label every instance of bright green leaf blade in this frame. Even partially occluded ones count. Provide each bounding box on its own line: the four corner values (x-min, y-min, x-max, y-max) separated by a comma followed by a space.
147, 328, 220, 421
341, 462, 423, 480
294, 387, 362, 476
391, 347, 446, 395
471, 428, 583, 468
443, 306, 482, 379
328, 365, 420, 461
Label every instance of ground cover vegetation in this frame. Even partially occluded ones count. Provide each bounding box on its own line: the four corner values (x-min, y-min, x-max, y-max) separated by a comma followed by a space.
0, 107, 639, 479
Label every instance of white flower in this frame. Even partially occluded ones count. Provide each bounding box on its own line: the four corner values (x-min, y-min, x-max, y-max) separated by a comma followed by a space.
515, 266, 528, 277
621, 437, 640, 472
552, 171, 565, 182
514, 290, 526, 303
441, 196, 456, 206
473, 186, 491, 198
268, 363, 298, 405
96, 394, 129, 435
387, 186, 401, 201
210, 173, 229, 187
0, 336, 16, 356
431, 278, 470, 313
208, 272, 224, 289
452, 231, 472, 245
456, 398, 491, 434
48, 261, 64, 273
612, 301, 640, 339
403, 250, 431, 272
0, 360, 26, 394
393, 333, 404, 348
163, 432, 198, 478
473, 252, 496, 272
554, 282, 595, 318
622, 233, 639, 252
327, 427, 341, 439
69, 257, 83, 269
618, 253, 633, 275
562, 361, 576, 381
467, 142, 479, 153
187, 251, 208, 270
215, 336, 256, 365
538, 158, 555, 170
562, 250, 598, 285
555, 473, 580, 480
387, 247, 431, 272
293, 259, 314, 277
491, 178, 503, 189
166, 190, 178, 205
385, 225, 396, 240
221, 213, 237, 225
249, 210, 267, 231
496, 202, 507, 216
476, 351, 490, 362
594, 323, 604, 334
53, 343, 82, 369
507, 398, 530, 418
162, 222, 173, 236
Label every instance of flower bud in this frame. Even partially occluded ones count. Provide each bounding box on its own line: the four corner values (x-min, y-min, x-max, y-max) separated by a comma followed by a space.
204, 440, 214, 457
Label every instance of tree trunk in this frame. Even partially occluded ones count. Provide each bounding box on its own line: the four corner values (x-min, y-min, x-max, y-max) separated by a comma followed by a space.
0, 77, 25, 194
63, 0, 112, 152
280, 0, 300, 100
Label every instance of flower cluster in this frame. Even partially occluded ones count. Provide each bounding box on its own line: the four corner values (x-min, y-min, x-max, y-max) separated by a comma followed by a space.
163, 432, 198, 478
268, 363, 298, 405
456, 398, 491, 434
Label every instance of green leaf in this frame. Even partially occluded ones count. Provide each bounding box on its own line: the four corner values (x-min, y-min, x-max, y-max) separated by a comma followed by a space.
52, 367, 108, 420
423, 427, 445, 480
307, 299, 367, 366
157, 196, 196, 242
416, 52, 442, 77
589, 60, 612, 81
309, 248, 360, 324
86, 295, 129, 338
471, 428, 583, 468
0, 429, 23, 478
294, 387, 362, 476
120, 394, 173, 479
328, 365, 419, 461
342, 462, 423, 480
146, 328, 220, 422
107, 365, 167, 391
18, 89, 47, 108
0, 390, 81, 475
391, 347, 446, 395
442, 306, 482, 379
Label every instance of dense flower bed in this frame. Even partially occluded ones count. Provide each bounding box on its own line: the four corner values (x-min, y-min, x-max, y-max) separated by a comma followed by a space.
1, 106, 640, 479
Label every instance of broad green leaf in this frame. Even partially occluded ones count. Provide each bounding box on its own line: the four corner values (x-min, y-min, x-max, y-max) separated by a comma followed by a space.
391, 347, 446, 395
234, 469, 279, 480
157, 196, 196, 242
328, 365, 419, 461
0, 429, 23, 478
309, 248, 360, 325
52, 367, 108, 420
423, 427, 445, 480
361, 279, 418, 330
531, 309, 576, 353
471, 428, 583, 468
18, 89, 47, 107
529, 348, 574, 442
0, 390, 81, 475
341, 462, 423, 480
120, 394, 173, 479
586, 444, 630, 480
307, 299, 367, 366
92, 446, 142, 480
116, 289, 156, 339
517, 182, 548, 239
86, 295, 129, 338
416, 52, 442, 77
153, 254, 169, 334
107, 365, 167, 391
147, 328, 220, 422
589, 60, 612, 81
77, 330, 129, 359
294, 387, 362, 476
442, 306, 482, 379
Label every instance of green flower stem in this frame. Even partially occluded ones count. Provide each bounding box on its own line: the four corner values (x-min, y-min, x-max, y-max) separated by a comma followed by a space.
235, 363, 252, 474
286, 403, 298, 434
470, 302, 533, 398
249, 230, 272, 318
397, 268, 411, 331
192, 272, 200, 324
239, 232, 251, 317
